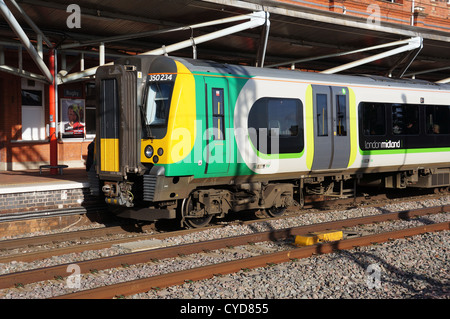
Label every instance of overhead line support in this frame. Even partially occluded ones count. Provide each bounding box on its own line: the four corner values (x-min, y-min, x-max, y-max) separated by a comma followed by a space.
58, 11, 268, 84
0, 0, 53, 83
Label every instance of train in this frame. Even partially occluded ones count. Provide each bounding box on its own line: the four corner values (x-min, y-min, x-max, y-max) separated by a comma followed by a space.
88, 54, 450, 227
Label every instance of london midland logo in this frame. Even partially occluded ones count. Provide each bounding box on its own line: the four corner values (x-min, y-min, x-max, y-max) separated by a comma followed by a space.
365, 140, 402, 149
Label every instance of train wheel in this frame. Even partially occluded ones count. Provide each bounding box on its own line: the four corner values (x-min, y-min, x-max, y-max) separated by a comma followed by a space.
263, 206, 286, 218
185, 216, 213, 228
181, 196, 213, 228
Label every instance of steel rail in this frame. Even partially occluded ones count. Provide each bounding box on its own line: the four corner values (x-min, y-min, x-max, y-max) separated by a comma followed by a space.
0, 205, 447, 291
55, 222, 449, 299
0, 225, 203, 263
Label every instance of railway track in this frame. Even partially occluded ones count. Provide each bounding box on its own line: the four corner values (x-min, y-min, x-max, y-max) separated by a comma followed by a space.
0, 193, 446, 263
56, 222, 449, 299
0, 205, 447, 298
0, 187, 445, 255
0, 223, 192, 264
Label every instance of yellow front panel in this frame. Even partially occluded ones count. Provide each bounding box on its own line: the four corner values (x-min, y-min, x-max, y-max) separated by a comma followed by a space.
101, 138, 119, 172
141, 61, 196, 165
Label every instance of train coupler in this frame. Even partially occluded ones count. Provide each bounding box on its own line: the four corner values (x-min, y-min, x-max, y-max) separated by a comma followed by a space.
103, 181, 134, 207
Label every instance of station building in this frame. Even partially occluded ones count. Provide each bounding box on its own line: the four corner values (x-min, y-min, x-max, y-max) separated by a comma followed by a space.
0, 51, 101, 170
0, 0, 449, 172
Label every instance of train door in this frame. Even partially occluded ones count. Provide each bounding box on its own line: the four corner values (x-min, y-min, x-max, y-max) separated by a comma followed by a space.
204, 76, 230, 174
311, 85, 350, 170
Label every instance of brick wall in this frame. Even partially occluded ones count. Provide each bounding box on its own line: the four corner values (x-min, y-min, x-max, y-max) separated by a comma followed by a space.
276, 0, 449, 31
0, 187, 102, 214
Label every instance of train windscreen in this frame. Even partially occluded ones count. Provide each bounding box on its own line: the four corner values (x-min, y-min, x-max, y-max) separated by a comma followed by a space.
143, 79, 174, 139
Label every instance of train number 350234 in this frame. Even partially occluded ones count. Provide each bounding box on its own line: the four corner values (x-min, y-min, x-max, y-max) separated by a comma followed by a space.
149, 74, 173, 82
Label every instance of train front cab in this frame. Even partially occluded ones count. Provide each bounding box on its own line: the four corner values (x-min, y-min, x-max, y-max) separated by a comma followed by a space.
93, 56, 198, 220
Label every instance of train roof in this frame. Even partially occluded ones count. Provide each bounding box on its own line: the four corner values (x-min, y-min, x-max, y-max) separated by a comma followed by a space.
172, 56, 450, 92
120, 55, 450, 92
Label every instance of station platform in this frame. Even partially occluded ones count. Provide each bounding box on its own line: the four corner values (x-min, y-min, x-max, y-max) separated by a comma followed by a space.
0, 168, 98, 215
0, 168, 89, 195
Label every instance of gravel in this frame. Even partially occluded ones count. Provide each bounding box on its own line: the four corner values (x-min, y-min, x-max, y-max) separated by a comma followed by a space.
0, 195, 449, 299
136, 230, 448, 299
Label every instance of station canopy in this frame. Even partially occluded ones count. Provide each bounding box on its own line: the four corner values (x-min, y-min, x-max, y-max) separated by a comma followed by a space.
1, 0, 449, 82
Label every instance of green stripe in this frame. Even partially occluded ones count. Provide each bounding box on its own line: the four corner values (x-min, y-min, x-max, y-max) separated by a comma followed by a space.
360, 147, 450, 155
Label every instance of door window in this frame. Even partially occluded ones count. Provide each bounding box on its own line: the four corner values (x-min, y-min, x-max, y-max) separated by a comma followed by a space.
212, 88, 224, 140
335, 95, 347, 136
316, 94, 328, 136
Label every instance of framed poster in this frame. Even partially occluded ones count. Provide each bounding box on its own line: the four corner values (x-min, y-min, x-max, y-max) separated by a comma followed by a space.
61, 98, 85, 138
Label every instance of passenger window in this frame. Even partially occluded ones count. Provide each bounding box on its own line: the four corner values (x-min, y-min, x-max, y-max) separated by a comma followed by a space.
361, 103, 386, 136
335, 95, 347, 136
212, 88, 224, 140
316, 94, 328, 136
248, 97, 303, 154
426, 105, 450, 135
267, 99, 299, 137
392, 104, 419, 135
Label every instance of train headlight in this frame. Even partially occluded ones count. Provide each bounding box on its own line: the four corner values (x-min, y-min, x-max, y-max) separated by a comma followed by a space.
144, 145, 154, 158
